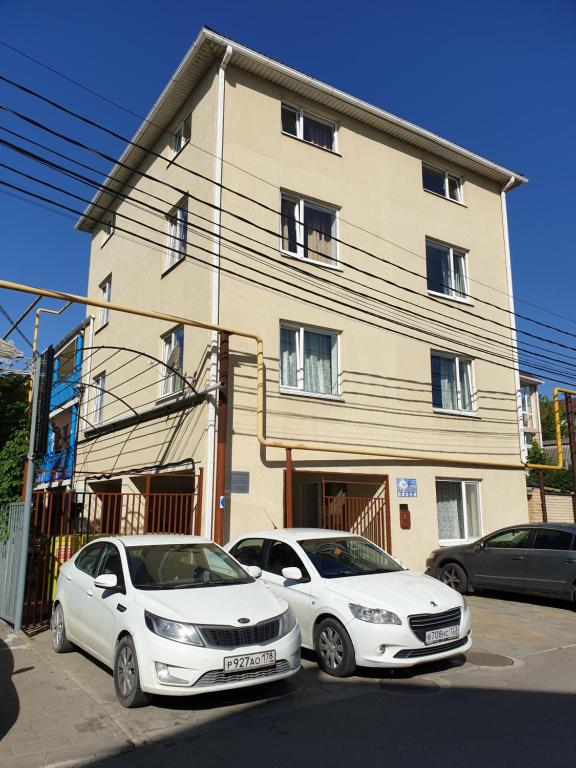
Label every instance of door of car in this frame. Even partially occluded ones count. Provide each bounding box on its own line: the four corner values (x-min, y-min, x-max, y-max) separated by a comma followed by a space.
261, 540, 314, 645
471, 528, 534, 591
65, 541, 107, 646
86, 543, 127, 663
523, 528, 576, 597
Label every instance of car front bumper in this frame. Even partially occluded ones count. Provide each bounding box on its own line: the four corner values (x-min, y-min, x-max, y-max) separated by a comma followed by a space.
347, 608, 472, 668
135, 625, 301, 696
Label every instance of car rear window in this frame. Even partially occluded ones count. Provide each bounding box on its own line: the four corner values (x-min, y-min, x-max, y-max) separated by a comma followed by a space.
532, 529, 574, 551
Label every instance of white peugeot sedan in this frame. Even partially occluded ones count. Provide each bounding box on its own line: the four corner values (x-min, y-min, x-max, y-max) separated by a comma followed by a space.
51, 535, 301, 707
226, 529, 471, 677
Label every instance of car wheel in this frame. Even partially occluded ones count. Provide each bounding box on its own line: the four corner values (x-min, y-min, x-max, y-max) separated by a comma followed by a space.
439, 563, 468, 594
314, 618, 356, 678
114, 636, 151, 708
51, 603, 73, 653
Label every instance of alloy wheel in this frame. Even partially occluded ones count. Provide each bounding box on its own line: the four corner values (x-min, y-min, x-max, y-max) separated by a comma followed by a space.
51, 606, 63, 649
442, 567, 461, 590
318, 626, 344, 670
117, 646, 135, 697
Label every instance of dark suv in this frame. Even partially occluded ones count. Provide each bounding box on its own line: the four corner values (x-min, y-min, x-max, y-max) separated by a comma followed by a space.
426, 523, 576, 604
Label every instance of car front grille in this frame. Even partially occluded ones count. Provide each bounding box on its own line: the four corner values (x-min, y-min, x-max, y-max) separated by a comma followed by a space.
394, 635, 469, 659
193, 660, 291, 688
198, 617, 281, 649
408, 607, 461, 642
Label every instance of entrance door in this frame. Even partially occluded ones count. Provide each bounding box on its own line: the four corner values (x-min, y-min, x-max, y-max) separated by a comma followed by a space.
301, 483, 320, 527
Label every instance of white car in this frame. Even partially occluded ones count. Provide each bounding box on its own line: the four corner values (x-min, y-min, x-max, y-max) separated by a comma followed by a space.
226, 529, 471, 677
51, 535, 301, 707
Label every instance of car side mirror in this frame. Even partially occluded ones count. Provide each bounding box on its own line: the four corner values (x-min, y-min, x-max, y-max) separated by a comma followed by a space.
474, 541, 485, 550
245, 565, 262, 579
282, 566, 303, 581
94, 573, 118, 589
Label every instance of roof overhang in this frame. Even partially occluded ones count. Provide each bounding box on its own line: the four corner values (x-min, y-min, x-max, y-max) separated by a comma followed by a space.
76, 27, 528, 233
519, 371, 544, 386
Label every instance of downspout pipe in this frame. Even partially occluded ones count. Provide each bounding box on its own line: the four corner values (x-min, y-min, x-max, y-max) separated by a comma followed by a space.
205, 44, 233, 539
500, 176, 524, 461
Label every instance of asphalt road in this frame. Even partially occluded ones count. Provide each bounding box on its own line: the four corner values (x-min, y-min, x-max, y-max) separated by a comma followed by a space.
2, 592, 576, 768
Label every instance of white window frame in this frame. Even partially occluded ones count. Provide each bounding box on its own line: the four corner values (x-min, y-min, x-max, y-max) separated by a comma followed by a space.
422, 163, 463, 203
436, 478, 482, 546
426, 238, 469, 302
280, 193, 338, 268
172, 114, 191, 156
98, 275, 112, 328
279, 322, 340, 399
431, 351, 476, 415
166, 201, 188, 270
93, 372, 105, 425
160, 326, 184, 398
281, 102, 337, 152
102, 212, 115, 244
520, 385, 534, 429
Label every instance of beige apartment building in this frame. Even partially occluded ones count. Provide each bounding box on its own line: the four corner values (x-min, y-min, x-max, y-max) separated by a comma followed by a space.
74, 28, 529, 568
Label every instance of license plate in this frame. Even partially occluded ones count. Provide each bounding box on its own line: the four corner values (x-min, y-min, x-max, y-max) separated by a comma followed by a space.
425, 625, 459, 645
223, 650, 276, 673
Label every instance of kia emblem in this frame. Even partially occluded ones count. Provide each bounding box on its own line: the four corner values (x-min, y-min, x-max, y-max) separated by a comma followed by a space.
238, 617, 250, 624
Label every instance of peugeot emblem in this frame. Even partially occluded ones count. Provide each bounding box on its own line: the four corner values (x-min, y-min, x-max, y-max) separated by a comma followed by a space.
238, 617, 250, 624
430, 601, 438, 608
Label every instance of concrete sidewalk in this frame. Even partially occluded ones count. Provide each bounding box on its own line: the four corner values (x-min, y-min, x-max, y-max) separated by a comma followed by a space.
2, 594, 576, 767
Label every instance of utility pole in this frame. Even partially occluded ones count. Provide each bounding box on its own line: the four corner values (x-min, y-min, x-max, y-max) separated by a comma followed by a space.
564, 394, 576, 524
13, 357, 41, 631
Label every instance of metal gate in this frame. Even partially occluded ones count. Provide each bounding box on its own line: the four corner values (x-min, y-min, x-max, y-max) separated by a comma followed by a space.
0, 503, 25, 624
22, 474, 203, 632
321, 478, 391, 552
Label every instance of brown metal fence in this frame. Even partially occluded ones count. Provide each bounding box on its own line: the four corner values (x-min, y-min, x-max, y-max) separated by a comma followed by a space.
23, 473, 203, 632
321, 478, 390, 551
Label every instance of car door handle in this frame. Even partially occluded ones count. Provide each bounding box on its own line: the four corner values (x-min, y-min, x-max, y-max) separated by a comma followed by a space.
512, 556, 525, 561
86, 588, 94, 597
564, 559, 576, 564
116, 604, 126, 613
65, 574, 72, 582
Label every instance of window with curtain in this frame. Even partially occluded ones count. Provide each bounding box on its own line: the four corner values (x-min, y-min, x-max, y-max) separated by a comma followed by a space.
431, 353, 474, 413
435, 480, 481, 543
161, 326, 184, 397
422, 163, 463, 202
167, 202, 188, 269
98, 275, 112, 328
279, 324, 338, 396
93, 372, 106, 424
426, 239, 468, 299
280, 194, 337, 266
281, 103, 335, 151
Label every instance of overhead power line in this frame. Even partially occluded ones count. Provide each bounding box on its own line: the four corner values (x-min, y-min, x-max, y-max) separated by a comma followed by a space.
1, 73, 576, 344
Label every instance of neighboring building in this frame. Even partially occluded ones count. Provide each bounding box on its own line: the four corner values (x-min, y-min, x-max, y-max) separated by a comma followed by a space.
519, 371, 543, 460
35, 319, 92, 487
74, 28, 530, 568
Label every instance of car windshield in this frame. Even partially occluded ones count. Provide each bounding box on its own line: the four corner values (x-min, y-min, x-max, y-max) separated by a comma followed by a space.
299, 536, 403, 579
125, 543, 253, 590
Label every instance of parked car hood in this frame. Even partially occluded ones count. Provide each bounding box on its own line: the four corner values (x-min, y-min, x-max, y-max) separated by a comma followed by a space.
134, 581, 286, 625
326, 570, 463, 617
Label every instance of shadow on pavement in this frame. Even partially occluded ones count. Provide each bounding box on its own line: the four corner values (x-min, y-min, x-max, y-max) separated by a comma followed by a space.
0, 635, 19, 741
86, 657, 576, 768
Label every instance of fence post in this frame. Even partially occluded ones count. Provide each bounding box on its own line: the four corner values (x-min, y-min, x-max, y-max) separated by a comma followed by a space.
13, 358, 41, 631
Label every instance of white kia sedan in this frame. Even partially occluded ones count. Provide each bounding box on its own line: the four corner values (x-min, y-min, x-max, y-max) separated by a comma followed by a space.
51, 535, 301, 707
226, 529, 471, 677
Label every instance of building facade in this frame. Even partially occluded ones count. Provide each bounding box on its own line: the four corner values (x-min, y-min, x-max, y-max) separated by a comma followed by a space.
74, 29, 529, 568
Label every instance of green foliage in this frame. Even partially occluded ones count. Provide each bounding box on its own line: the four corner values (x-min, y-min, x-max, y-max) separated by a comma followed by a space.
0, 375, 28, 447
0, 426, 28, 504
527, 439, 574, 493
539, 394, 567, 442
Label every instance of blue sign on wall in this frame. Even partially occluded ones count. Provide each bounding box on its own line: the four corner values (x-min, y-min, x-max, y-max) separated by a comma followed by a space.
396, 478, 417, 498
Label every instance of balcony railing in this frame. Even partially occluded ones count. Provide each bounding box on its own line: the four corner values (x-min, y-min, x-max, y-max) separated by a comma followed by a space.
35, 448, 74, 484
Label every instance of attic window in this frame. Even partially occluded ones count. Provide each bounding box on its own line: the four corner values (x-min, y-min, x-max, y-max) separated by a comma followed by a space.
172, 115, 191, 156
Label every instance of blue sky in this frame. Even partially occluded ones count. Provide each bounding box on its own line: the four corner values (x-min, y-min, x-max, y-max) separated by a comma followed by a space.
0, 0, 574, 392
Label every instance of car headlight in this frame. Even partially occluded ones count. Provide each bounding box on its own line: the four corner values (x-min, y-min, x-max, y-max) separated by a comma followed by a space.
145, 611, 204, 646
462, 597, 468, 612
349, 603, 401, 625
278, 606, 297, 637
